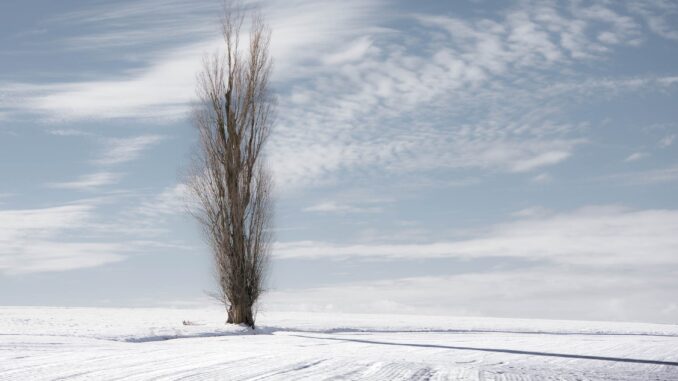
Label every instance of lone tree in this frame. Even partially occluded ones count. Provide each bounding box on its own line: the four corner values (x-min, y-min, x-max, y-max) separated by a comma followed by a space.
189, 5, 275, 328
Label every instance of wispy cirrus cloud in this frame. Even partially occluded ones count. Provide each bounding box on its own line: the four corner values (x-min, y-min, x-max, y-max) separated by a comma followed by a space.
95, 135, 165, 165
0, 185, 195, 275
47, 172, 123, 190
303, 201, 383, 214
130, 183, 190, 218
51, 0, 218, 51
266, 0, 678, 189
607, 165, 678, 185
23, 57, 201, 121
530, 173, 553, 184
47, 129, 93, 137
265, 266, 678, 323
628, 0, 678, 41
0, 203, 125, 274
274, 206, 678, 266
3, 0, 677, 192
624, 152, 649, 162
659, 134, 676, 148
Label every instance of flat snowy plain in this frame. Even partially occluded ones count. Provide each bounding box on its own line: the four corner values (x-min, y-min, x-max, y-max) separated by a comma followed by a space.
1, 307, 677, 380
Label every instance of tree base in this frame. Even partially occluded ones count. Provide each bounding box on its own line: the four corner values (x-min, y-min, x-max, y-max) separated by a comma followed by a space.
227, 304, 255, 328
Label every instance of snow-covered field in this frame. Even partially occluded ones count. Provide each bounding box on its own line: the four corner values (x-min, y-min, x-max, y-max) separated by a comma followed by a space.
1, 307, 677, 380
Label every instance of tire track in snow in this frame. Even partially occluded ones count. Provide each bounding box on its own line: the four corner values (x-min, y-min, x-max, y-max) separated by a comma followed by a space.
286, 334, 678, 367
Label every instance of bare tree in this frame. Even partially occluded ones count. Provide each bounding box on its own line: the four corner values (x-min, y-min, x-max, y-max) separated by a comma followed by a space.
188, 5, 275, 328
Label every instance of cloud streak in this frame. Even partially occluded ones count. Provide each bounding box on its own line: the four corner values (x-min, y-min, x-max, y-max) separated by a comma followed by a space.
96, 135, 165, 165
47, 172, 123, 190
303, 201, 383, 214
607, 165, 678, 185
274, 206, 678, 266
0, 203, 125, 274
624, 152, 648, 162
0, 185, 196, 275
265, 266, 678, 323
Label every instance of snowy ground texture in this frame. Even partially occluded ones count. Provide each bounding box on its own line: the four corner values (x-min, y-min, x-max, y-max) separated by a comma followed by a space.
1, 307, 678, 380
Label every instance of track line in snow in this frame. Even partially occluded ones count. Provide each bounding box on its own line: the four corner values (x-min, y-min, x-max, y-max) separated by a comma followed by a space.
269, 328, 678, 338
286, 334, 678, 367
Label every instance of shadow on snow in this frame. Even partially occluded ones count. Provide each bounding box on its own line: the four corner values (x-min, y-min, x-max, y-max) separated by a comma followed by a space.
287, 334, 678, 367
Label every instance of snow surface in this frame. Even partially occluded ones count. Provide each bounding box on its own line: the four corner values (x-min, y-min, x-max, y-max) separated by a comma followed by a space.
1, 307, 678, 380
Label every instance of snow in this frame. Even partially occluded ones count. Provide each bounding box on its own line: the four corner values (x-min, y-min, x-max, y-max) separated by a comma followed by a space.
1, 307, 678, 380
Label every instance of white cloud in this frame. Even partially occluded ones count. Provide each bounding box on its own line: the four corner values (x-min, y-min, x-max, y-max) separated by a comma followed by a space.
628, 0, 678, 41
52, 0, 217, 51
609, 165, 678, 185
47, 172, 122, 190
1, 242, 126, 274
29, 53, 203, 121
322, 37, 373, 66
0, 203, 126, 274
274, 206, 678, 266
84, 183, 199, 240
303, 201, 382, 214
659, 134, 676, 148
264, 266, 678, 323
0, 191, 194, 274
131, 183, 190, 218
530, 173, 553, 184
0, 204, 92, 234
265, 0, 385, 80
269, 120, 584, 191
48, 129, 92, 137
541, 76, 678, 97
96, 135, 165, 165
624, 152, 649, 162
511, 206, 552, 218
508, 150, 571, 172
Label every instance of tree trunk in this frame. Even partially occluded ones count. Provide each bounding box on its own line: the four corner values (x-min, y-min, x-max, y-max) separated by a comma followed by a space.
227, 303, 254, 328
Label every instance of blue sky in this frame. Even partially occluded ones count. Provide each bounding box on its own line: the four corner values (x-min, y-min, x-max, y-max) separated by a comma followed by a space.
1, 0, 677, 323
